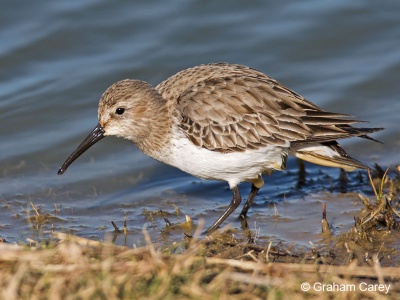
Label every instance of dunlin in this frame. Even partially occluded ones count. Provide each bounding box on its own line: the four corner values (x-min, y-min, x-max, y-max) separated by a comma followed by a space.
58, 63, 382, 233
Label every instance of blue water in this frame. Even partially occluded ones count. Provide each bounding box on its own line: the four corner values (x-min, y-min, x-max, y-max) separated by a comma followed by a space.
1, 1, 399, 245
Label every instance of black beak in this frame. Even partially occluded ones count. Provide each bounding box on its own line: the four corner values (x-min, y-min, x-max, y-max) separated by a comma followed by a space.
58, 124, 105, 175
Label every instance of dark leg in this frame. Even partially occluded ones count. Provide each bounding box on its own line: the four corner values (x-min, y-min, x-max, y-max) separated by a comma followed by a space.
239, 183, 260, 219
296, 158, 306, 189
205, 186, 242, 234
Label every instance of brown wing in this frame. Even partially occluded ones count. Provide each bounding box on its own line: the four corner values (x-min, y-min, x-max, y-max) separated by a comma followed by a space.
176, 72, 380, 153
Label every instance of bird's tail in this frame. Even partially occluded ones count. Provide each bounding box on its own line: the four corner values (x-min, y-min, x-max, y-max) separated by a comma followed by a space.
291, 141, 369, 171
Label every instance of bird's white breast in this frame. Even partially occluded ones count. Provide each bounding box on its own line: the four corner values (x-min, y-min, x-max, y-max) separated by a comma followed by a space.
164, 127, 290, 188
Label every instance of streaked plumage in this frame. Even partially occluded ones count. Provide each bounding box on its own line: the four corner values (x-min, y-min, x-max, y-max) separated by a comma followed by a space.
58, 63, 383, 233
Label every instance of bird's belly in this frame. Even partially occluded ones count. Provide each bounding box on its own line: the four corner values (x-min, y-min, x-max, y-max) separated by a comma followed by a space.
166, 135, 289, 188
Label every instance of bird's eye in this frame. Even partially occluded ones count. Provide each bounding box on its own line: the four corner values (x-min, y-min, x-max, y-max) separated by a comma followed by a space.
115, 107, 125, 115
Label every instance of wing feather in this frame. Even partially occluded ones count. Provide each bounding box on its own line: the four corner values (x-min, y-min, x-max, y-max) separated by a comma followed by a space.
169, 64, 382, 152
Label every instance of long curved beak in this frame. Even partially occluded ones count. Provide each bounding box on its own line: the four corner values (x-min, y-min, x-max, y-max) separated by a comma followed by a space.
58, 124, 105, 175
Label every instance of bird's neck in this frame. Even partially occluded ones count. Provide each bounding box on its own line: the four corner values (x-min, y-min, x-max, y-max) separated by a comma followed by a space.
133, 92, 175, 162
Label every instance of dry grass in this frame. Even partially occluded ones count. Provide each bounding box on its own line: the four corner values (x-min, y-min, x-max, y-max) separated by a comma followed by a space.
0, 228, 399, 300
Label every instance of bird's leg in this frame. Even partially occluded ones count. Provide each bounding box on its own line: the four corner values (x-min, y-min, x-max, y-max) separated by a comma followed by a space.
239, 183, 260, 219
296, 158, 306, 188
239, 175, 264, 219
204, 186, 242, 234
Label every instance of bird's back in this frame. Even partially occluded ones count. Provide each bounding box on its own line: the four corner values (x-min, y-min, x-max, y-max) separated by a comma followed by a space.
156, 63, 285, 105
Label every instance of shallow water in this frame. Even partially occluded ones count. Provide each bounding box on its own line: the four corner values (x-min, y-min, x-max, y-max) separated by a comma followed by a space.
1, 1, 399, 246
